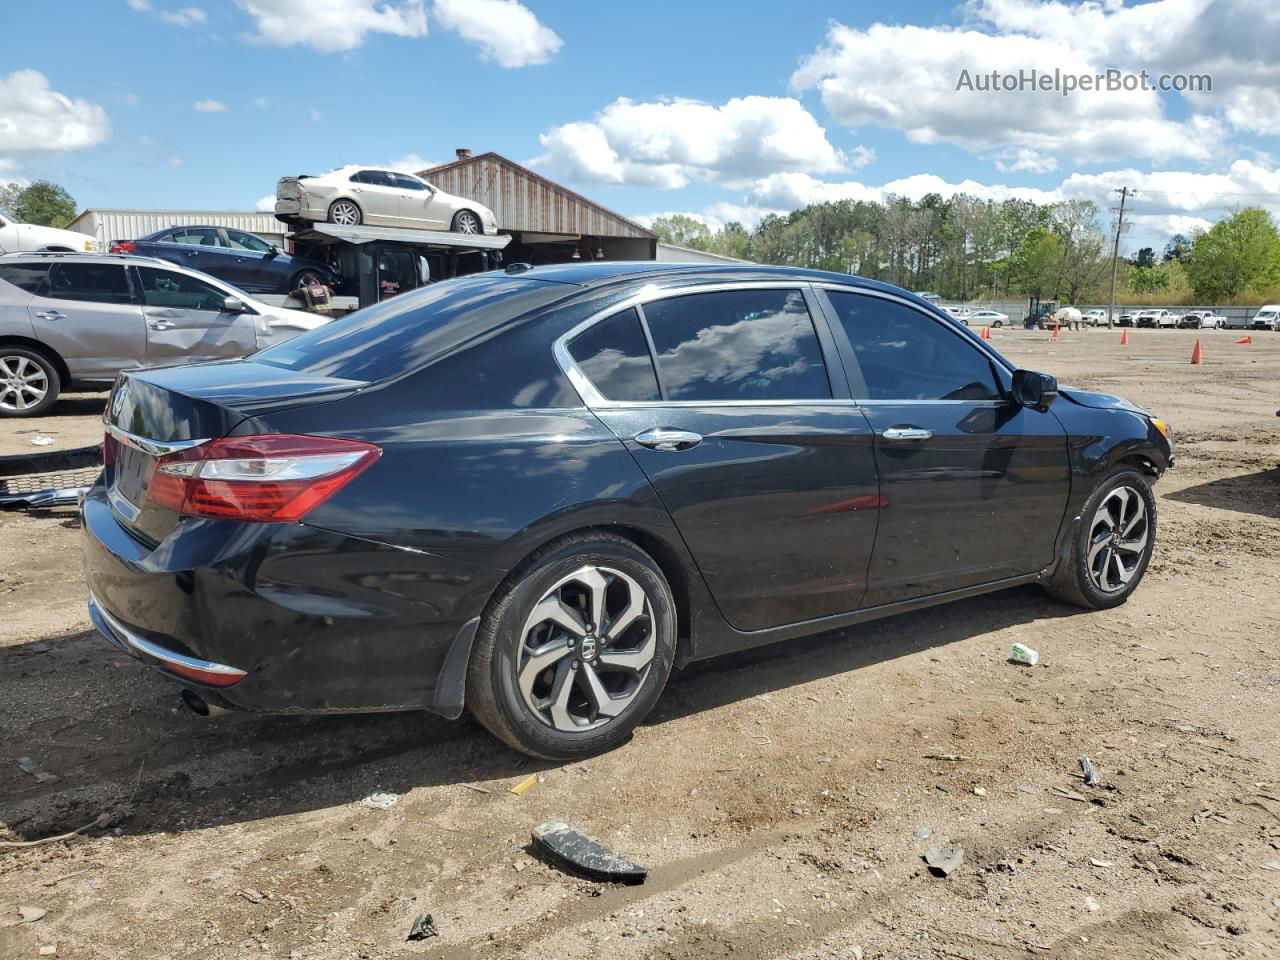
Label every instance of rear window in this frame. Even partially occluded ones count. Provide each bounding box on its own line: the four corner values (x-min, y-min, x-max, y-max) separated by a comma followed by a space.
254, 274, 571, 382
0, 262, 51, 294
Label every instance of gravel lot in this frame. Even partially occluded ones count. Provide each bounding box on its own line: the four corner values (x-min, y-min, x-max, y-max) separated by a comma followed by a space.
2, 327, 1278, 959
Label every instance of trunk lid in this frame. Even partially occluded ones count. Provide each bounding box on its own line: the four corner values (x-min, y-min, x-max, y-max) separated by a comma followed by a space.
105, 360, 364, 544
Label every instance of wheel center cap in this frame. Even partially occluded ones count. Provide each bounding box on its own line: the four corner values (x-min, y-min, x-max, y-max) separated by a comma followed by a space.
580, 636, 598, 661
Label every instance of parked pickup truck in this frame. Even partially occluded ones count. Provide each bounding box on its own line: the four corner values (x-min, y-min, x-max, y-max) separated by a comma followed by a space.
0, 208, 97, 254
1136, 309, 1177, 328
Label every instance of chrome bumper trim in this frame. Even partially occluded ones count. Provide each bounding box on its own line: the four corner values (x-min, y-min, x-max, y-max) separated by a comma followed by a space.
88, 592, 246, 680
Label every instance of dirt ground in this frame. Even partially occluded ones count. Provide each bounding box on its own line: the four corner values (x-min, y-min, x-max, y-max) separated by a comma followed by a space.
2, 327, 1279, 960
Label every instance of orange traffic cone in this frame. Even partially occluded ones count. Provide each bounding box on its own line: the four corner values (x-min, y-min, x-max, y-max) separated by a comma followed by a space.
1120, 329, 1129, 345
1190, 339, 1203, 365
980, 325, 991, 340
1235, 336, 1253, 345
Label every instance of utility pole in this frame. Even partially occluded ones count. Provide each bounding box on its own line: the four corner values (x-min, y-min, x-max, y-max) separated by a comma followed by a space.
1107, 187, 1132, 328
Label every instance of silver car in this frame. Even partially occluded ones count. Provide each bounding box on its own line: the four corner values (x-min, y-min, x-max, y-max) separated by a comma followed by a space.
0, 252, 330, 417
275, 166, 498, 235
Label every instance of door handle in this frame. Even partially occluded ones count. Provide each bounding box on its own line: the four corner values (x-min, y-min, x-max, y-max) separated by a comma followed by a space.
881, 426, 933, 441
634, 428, 702, 451
148, 320, 176, 330
34, 310, 65, 320
184, 250, 199, 257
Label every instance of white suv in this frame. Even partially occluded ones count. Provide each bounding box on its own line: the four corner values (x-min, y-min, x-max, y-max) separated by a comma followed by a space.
1251, 305, 1280, 331
0, 207, 98, 254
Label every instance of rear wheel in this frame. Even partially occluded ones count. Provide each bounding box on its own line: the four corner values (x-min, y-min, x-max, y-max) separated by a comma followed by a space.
0, 347, 60, 417
290, 270, 326, 290
992, 319, 1003, 328
466, 532, 676, 759
1044, 466, 1156, 609
328, 200, 362, 226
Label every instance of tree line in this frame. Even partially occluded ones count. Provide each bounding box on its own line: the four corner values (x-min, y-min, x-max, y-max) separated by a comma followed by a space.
0, 180, 78, 229
652, 197, 1280, 306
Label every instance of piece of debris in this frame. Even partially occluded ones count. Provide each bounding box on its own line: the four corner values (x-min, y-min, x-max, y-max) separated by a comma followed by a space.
359, 791, 399, 810
1051, 787, 1089, 803
1089, 858, 1113, 868
29, 642, 49, 654
31, 435, 55, 446
461, 783, 492, 794
0, 813, 111, 849
17, 757, 59, 784
531, 818, 648, 885
1085, 896, 1100, 912
1260, 860, 1280, 872
16, 907, 47, 924
513, 860, 528, 872
1079, 756, 1100, 786
973, 786, 988, 797
238, 889, 265, 904
38, 946, 57, 956
922, 845, 964, 877
407, 914, 438, 941
913, 827, 933, 839
510, 775, 538, 796
1042, 807, 1064, 815
993, 858, 1017, 874
1009, 643, 1040, 666
924, 754, 969, 762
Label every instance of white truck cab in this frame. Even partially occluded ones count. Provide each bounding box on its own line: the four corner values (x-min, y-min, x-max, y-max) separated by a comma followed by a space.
0, 208, 97, 254
1251, 305, 1280, 331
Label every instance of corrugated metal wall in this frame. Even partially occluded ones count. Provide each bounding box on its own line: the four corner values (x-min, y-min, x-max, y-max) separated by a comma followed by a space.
423, 156, 653, 239
66, 210, 289, 246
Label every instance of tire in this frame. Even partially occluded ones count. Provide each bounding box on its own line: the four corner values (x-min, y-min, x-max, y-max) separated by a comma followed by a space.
466, 531, 677, 759
1044, 466, 1156, 609
290, 270, 326, 291
992, 320, 1003, 328
0, 346, 61, 417
327, 199, 362, 226
451, 210, 482, 235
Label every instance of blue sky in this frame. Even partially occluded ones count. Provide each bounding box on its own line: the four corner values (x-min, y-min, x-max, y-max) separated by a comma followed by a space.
3, 0, 1278, 250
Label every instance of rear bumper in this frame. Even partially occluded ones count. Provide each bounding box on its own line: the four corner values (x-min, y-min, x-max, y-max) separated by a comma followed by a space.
81, 481, 505, 714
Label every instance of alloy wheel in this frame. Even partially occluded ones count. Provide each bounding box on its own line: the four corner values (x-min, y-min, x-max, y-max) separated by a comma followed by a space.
454, 211, 480, 234
330, 201, 361, 226
516, 565, 656, 732
0, 355, 49, 412
1087, 485, 1149, 593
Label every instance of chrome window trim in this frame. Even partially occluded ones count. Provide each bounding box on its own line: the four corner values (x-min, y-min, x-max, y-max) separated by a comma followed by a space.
553, 280, 837, 409
105, 422, 209, 457
89, 592, 246, 679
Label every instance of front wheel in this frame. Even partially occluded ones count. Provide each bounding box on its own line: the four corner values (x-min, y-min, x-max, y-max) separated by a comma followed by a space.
1044, 466, 1156, 609
992, 320, 1003, 328
0, 347, 60, 417
466, 532, 676, 759
451, 210, 482, 235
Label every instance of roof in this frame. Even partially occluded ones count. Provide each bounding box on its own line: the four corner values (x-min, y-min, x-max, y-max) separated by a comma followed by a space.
417, 152, 655, 240
656, 242, 753, 264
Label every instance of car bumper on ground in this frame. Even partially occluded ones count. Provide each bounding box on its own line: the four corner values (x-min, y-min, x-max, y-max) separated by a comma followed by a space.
80, 481, 504, 715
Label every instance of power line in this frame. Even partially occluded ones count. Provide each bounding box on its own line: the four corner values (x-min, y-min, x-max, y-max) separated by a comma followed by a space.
1107, 186, 1132, 328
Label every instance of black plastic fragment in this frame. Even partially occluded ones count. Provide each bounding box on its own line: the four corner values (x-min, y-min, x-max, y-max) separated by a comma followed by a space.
407, 914, 438, 941
531, 818, 647, 885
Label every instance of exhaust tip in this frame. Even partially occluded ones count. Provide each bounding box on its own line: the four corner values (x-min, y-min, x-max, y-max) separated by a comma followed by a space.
180, 689, 227, 718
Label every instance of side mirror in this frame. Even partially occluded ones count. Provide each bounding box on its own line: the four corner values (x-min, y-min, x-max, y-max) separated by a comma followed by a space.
222, 296, 246, 313
1011, 369, 1058, 412
267, 245, 280, 257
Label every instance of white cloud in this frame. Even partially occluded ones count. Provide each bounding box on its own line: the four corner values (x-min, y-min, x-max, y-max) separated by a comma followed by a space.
1125, 213, 1215, 237
747, 171, 1060, 210
159, 6, 206, 26
792, 15, 1226, 166
235, 0, 427, 53
432, 0, 560, 68
127, 0, 150, 9
255, 194, 275, 212
253, 96, 270, 108
535, 96, 853, 189
995, 148, 1058, 174
308, 107, 323, 123
385, 153, 436, 174
193, 98, 228, 112
0, 69, 111, 155
167, 155, 184, 168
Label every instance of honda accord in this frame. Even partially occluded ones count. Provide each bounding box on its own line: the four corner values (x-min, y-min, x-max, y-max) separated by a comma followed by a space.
83, 263, 1173, 758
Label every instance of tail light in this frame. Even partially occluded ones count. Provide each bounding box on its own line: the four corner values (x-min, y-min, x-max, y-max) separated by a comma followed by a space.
110, 241, 137, 254
146, 434, 380, 522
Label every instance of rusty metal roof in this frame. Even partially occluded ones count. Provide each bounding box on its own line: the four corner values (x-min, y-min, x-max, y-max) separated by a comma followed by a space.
418, 153, 655, 240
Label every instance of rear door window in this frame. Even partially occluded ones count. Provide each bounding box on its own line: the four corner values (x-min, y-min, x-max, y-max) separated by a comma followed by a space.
0, 262, 51, 294
43, 262, 134, 304
827, 291, 1001, 401
567, 308, 661, 402
171, 228, 221, 247
641, 288, 831, 401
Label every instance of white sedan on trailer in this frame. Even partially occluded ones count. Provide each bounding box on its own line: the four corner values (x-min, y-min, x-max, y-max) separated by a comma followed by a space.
275, 166, 498, 235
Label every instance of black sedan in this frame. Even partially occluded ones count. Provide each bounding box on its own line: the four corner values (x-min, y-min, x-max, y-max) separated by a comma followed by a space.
111, 225, 339, 295
83, 263, 1173, 759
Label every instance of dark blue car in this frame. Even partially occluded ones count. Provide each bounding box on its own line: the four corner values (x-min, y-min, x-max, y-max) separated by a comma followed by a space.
111, 225, 339, 295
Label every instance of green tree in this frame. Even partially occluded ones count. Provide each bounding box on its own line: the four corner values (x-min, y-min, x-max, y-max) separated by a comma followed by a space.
1009, 226, 1064, 299
1134, 247, 1156, 268
5, 180, 77, 227
1129, 264, 1168, 294
1162, 234, 1192, 263
650, 213, 712, 251
1185, 208, 1280, 300
0, 181, 22, 213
